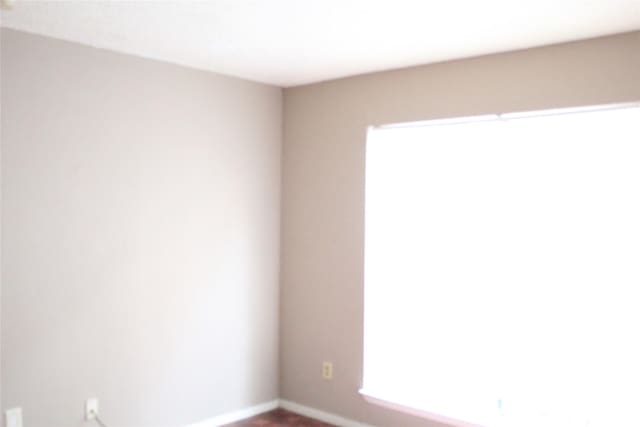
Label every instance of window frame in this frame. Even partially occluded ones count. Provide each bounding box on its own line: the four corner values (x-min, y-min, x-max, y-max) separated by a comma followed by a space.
360, 102, 640, 427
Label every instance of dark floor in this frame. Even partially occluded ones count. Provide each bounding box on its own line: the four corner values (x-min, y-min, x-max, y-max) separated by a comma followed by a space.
223, 409, 336, 427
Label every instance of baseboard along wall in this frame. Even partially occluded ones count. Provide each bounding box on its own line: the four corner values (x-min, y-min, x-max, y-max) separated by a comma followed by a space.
185, 400, 280, 427
186, 399, 375, 427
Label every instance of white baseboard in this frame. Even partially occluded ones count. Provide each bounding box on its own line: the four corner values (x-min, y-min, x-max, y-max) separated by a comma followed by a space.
185, 398, 374, 427
186, 400, 279, 427
279, 399, 375, 427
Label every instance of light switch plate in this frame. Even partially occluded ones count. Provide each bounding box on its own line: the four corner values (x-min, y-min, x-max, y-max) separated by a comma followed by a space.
5, 408, 22, 427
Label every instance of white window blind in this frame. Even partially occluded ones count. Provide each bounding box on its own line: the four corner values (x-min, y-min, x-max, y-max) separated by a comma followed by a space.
362, 105, 640, 427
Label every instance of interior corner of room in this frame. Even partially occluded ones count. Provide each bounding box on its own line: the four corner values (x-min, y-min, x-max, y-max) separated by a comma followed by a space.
1, 2, 639, 427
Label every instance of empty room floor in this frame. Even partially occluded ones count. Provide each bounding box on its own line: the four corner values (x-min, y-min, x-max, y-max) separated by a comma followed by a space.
222, 409, 335, 426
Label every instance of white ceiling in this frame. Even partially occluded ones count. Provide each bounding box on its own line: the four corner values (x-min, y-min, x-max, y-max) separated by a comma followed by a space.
1, 0, 639, 87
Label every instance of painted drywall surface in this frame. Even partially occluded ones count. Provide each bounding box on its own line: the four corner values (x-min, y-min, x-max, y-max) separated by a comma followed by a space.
0, 27, 3, 421
280, 31, 640, 427
1, 29, 282, 427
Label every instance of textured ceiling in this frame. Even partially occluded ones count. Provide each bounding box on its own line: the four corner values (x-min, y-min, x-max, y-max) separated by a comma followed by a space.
1, 0, 639, 87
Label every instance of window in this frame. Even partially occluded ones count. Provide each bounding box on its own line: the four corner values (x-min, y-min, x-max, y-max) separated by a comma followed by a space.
362, 104, 640, 427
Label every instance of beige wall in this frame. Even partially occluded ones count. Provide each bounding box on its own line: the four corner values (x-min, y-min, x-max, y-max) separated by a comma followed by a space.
280, 31, 640, 427
1, 29, 282, 427
2, 25, 640, 427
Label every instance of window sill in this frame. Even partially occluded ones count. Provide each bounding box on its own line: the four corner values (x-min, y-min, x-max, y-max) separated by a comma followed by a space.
359, 389, 486, 427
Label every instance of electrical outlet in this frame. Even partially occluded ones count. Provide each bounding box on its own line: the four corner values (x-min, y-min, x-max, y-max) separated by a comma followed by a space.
322, 361, 333, 379
4, 408, 22, 427
86, 398, 99, 420
0, 0, 16, 11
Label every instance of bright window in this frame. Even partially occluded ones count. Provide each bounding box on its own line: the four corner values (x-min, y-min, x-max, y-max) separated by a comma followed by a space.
362, 105, 640, 427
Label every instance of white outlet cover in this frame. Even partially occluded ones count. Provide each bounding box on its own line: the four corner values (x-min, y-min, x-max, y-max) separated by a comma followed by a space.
5, 408, 23, 427
86, 398, 99, 420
